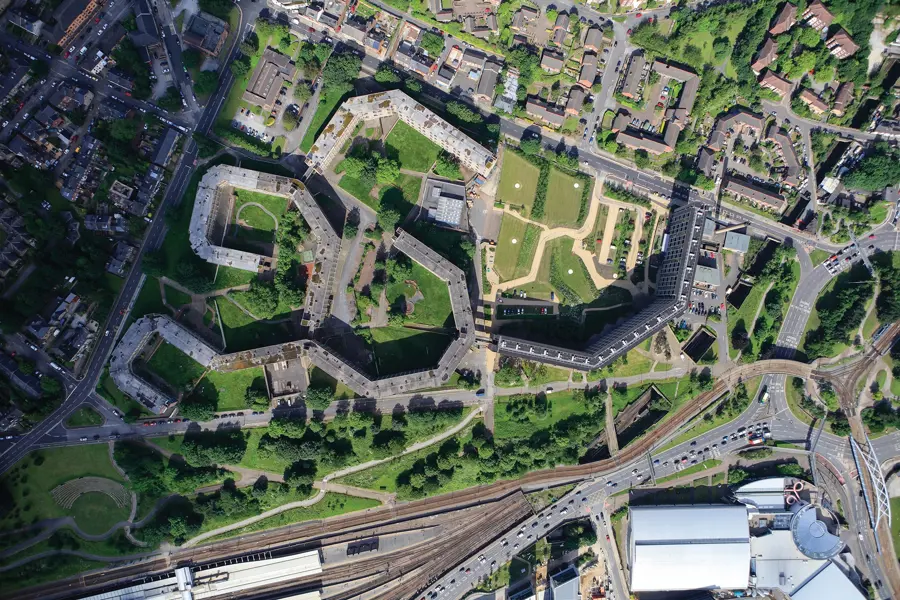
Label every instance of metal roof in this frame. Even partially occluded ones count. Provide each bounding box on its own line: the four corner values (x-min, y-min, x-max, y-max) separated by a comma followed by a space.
790, 561, 866, 600
723, 231, 751, 253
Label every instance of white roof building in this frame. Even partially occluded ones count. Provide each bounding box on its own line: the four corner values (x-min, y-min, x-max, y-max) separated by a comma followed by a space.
790, 561, 866, 600
627, 505, 751, 592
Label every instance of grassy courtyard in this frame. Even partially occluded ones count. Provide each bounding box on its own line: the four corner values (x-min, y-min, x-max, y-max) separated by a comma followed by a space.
384, 121, 442, 172
497, 151, 540, 215
519, 237, 597, 304
191, 367, 266, 412
367, 326, 452, 377
145, 342, 206, 392
386, 262, 453, 328
494, 214, 540, 282
726, 282, 768, 360
216, 298, 295, 352
544, 169, 589, 228
339, 172, 423, 216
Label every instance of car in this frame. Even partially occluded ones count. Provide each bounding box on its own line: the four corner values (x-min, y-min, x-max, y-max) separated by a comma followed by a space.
690, 440, 697, 446
627, 28, 632, 35
870, 234, 876, 239
636, 12, 642, 16
606, 534, 610, 540
80, 436, 88, 442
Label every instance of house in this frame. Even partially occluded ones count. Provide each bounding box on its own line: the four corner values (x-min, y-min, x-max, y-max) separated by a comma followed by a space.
50, 84, 94, 113
697, 147, 716, 178
541, 49, 565, 74
802, 0, 833, 31
8, 11, 44, 37
759, 70, 792, 98
463, 14, 498, 38
826, 29, 859, 59
106, 241, 137, 277
422, 178, 467, 230
799, 89, 829, 115
724, 177, 786, 213
617, 123, 680, 155
109, 180, 135, 206
342, 15, 370, 44
494, 69, 519, 113
475, 59, 501, 102
510, 6, 538, 33
751, 37, 778, 74
550, 567, 581, 600
552, 12, 569, 46
35, 106, 65, 129
578, 53, 599, 88
723, 231, 751, 253
653, 61, 699, 125
395, 44, 435, 77
131, 0, 161, 47
765, 124, 802, 187
0, 57, 30, 105
435, 65, 456, 90
84, 214, 128, 234
526, 98, 566, 128
365, 28, 389, 55
152, 128, 179, 168
620, 53, 646, 99
832, 82, 854, 116
566, 86, 586, 115
427, 0, 453, 22
769, 2, 797, 35
242, 48, 297, 111
99, 98, 130, 120
183, 11, 229, 56
584, 27, 604, 52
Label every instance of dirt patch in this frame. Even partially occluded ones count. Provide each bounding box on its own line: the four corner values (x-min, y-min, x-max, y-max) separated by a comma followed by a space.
355, 247, 378, 293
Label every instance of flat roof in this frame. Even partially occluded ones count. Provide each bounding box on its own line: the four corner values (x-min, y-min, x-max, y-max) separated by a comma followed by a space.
790, 562, 866, 600
723, 231, 751, 253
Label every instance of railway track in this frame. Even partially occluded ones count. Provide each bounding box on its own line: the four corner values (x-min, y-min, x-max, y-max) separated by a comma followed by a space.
11, 359, 845, 600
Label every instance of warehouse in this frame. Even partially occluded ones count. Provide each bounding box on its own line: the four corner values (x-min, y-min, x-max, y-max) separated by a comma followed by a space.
627, 505, 751, 591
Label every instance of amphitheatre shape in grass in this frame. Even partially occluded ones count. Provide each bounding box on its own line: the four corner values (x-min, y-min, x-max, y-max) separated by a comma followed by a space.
51, 477, 132, 510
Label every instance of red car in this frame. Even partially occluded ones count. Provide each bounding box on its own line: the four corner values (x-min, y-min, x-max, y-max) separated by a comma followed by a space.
627, 28, 633, 35
63, 51, 70, 58
125, 91, 132, 97
94, 16, 100, 22
606, 535, 610, 540
636, 12, 642, 17
870, 234, 876, 239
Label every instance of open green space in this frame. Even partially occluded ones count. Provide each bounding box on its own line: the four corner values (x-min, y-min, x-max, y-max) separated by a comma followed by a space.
234, 189, 289, 220
497, 152, 540, 215
366, 326, 452, 377
384, 121, 441, 172
656, 459, 722, 484
340, 172, 422, 216
300, 92, 345, 153
164, 285, 192, 309
494, 214, 540, 282
386, 262, 452, 328
519, 237, 597, 305
145, 342, 206, 392
133, 278, 168, 318
0, 445, 126, 532
192, 367, 266, 412
202, 493, 381, 543
216, 298, 295, 352
0, 555, 107, 593
863, 303, 880, 342
65, 407, 104, 428
726, 282, 768, 360
237, 205, 277, 231
543, 169, 589, 228
892, 497, 900, 560
495, 390, 590, 439
309, 367, 357, 400
810, 249, 831, 268
70, 493, 129, 535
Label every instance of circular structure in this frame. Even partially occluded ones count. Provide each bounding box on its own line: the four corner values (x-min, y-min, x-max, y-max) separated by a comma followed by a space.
514, 183, 521, 189
568, 269, 574, 274
574, 183, 580, 189
511, 238, 518, 244
51, 477, 132, 509
790, 503, 843, 559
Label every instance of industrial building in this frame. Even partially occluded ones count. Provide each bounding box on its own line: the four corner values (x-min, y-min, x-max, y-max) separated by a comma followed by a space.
624, 479, 866, 600
496, 204, 705, 371
77, 550, 322, 600
305, 90, 496, 177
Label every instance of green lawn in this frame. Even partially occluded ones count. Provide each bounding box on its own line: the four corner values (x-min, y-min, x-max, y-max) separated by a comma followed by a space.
528, 365, 570, 386
164, 285, 192, 309
70, 493, 129, 535
384, 120, 441, 172
610, 383, 653, 416
494, 213, 540, 282
234, 188, 289, 220
202, 493, 381, 543
386, 262, 452, 328
656, 459, 722, 484
309, 366, 357, 400
237, 205, 277, 231
216, 298, 295, 352
341, 172, 422, 215
133, 277, 168, 318
863, 302, 880, 342
497, 152, 539, 215
367, 326, 452, 377
607, 349, 653, 378
726, 282, 768, 360
542, 168, 587, 228
145, 342, 206, 392
495, 390, 592, 439
0, 445, 126, 532
300, 92, 345, 153
891, 497, 900, 560
192, 367, 266, 412
65, 407, 105, 428
810, 249, 831, 267
520, 237, 597, 304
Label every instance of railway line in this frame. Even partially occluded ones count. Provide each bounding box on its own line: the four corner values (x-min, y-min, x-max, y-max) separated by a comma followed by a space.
8, 357, 875, 600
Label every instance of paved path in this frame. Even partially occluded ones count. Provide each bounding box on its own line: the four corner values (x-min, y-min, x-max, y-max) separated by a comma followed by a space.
605, 392, 619, 455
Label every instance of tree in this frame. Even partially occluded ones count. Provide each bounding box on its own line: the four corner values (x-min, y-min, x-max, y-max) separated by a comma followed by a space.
182, 48, 203, 69
109, 118, 141, 143
322, 51, 362, 91
194, 70, 219, 95
293, 82, 313, 102
634, 150, 650, 169
375, 64, 402, 84
245, 388, 268, 409
433, 152, 462, 179
712, 36, 732, 63
157, 86, 183, 111
727, 468, 749, 484
30, 60, 49, 79
179, 392, 217, 421
420, 31, 445, 56
378, 209, 401, 233
231, 56, 251, 78
520, 138, 541, 155
282, 109, 299, 131
240, 32, 259, 56
305, 386, 334, 410
798, 26, 822, 48
40, 377, 61, 397
844, 143, 900, 191
546, 9, 559, 23
376, 157, 400, 185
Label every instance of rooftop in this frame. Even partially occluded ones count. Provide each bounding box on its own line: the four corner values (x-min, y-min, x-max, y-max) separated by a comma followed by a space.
242, 48, 296, 108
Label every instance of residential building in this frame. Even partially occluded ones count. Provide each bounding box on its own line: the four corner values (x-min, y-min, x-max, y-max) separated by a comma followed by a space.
109, 180, 135, 206
395, 43, 435, 77
654, 61, 699, 125
365, 27, 389, 56
566, 86, 586, 115
475, 58, 501, 103
342, 15, 370, 44
584, 27, 603, 52
826, 29, 859, 59
620, 53, 646, 99
463, 14, 498, 39
759, 70, 792, 98
769, 2, 797, 35
697, 147, 716, 177
616, 123, 680, 155
131, 0, 161, 47
435, 65, 455, 90
0, 57, 30, 105
422, 178, 467, 230
54, 0, 103, 47
724, 177, 786, 213
8, 11, 44, 37
493, 69, 518, 113
799, 89, 829, 115
832, 82, 854, 116
183, 11, 229, 56
152, 128, 179, 168
426, 0, 453, 22
765, 124, 802, 187
106, 241, 137, 277
549, 567, 581, 600
49, 84, 94, 113
723, 231, 751, 253
85, 214, 128, 234
751, 37, 778, 74
107, 70, 135, 92
802, 0, 833, 31
578, 53, 599, 88
510, 6, 538, 33
525, 97, 566, 128
540, 49, 565, 74
242, 48, 296, 111
707, 109, 765, 151
552, 12, 569, 46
